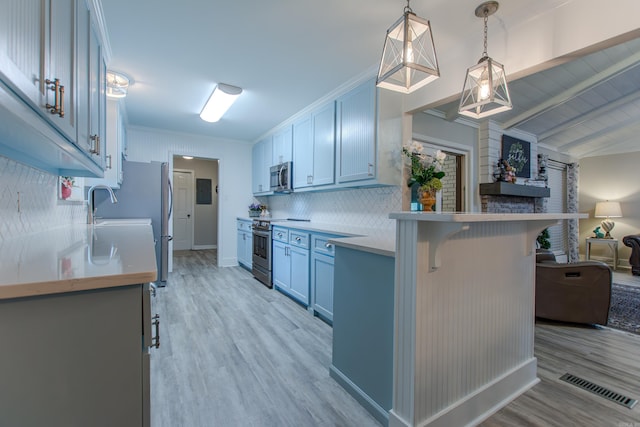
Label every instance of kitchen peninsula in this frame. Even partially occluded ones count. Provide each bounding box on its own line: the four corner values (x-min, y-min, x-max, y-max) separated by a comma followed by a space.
330, 212, 585, 427
0, 223, 157, 427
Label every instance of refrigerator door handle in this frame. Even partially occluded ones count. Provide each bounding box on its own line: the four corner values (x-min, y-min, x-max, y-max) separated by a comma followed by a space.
167, 178, 173, 220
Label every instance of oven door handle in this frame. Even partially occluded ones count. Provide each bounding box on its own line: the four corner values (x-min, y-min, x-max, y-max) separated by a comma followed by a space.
253, 230, 271, 238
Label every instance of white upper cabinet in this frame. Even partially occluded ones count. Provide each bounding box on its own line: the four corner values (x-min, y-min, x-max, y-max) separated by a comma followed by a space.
292, 115, 313, 189
336, 79, 376, 183
272, 125, 292, 165
0, 0, 108, 177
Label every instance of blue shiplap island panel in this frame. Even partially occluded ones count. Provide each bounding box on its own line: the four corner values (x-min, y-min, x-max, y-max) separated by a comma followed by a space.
330, 246, 395, 426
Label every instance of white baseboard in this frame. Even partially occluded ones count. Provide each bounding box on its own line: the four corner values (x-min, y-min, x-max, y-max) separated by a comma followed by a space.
192, 244, 217, 250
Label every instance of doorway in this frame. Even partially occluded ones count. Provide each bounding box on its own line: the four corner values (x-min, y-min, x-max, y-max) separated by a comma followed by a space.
416, 140, 467, 212
171, 156, 220, 256
172, 169, 194, 251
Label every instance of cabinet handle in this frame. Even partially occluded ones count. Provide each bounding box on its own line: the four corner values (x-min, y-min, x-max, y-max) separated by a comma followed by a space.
59, 84, 65, 118
90, 134, 101, 155
307, 175, 313, 185
106, 154, 112, 170
152, 314, 160, 348
368, 163, 374, 176
325, 243, 333, 249
45, 78, 61, 116
295, 237, 301, 242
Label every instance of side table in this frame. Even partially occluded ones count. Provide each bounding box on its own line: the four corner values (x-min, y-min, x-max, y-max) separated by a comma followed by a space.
585, 238, 618, 270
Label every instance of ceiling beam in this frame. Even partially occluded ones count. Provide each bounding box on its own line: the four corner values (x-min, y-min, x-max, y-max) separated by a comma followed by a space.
501, 51, 640, 130
538, 89, 640, 141
558, 115, 640, 152
570, 123, 640, 158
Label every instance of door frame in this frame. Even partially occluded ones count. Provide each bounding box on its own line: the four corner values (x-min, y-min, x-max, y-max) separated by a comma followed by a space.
168, 153, 222, 272
412, 133, 474, 212
172, 168, 195, 252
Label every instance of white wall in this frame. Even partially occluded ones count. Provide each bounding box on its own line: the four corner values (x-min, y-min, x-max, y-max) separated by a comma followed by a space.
579, 151, 640, 265
125, 126, 252, 267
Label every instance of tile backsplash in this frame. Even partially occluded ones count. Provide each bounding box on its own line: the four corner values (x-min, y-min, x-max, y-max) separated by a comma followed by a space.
263, 186, 402, 231
0, 156, 85, 239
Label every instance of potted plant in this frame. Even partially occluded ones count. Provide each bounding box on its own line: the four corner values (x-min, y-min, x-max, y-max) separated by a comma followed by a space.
60, 176, 74, 200
402, 142, 446, 211
248, 202, 266, 218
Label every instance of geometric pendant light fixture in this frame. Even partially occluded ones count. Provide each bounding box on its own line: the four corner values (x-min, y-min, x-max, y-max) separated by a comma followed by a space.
458, 1, 512, 119
376, 0, 440, 94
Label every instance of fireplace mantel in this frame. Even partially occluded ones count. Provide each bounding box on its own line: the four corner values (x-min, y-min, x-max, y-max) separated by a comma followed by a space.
479, 182, 550, 198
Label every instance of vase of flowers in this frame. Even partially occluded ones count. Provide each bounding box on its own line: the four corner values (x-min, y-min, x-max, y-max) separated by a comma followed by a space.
402, 142, 446, 212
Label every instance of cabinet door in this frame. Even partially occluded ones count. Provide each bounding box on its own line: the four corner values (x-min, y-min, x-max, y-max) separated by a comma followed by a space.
89, 22, 106, 167
292, 115, 313, 189
311, 101, 336, 186
272, 125, 292, 164
289, 246, 309, 305
244, 232, 253, 268
76, 0, 91, 160
337, 79, 376, 183
0, 0, 47, 109
272, 241, 291, 291
46, 0, 77, 142
252, 137, 273, 194
237, 230, 246, 266
312, 252, 335, 322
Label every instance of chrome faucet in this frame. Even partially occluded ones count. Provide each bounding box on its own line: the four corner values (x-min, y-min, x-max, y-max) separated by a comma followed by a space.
87, 184, 118, 224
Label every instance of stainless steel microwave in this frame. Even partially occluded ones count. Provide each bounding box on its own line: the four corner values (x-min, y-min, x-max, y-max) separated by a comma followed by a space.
270, 161, 293, 193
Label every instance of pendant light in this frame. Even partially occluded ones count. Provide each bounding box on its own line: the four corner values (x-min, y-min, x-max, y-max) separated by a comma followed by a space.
376, 0, 440, 94
458, 1, 512, 119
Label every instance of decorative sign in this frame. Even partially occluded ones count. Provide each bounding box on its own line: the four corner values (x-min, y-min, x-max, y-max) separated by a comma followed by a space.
196, 178, 212, 204
502, 135, 530, 178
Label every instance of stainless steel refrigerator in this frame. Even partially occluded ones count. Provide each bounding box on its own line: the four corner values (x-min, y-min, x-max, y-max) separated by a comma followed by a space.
91, 160, 172, 286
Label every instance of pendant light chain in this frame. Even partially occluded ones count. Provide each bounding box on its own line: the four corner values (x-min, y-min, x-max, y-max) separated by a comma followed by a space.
482, 11, 489, 58
404, 0, 412, 14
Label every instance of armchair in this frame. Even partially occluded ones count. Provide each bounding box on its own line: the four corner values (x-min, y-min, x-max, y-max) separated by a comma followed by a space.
535, 250, 612, 325
622, 235, 640, 276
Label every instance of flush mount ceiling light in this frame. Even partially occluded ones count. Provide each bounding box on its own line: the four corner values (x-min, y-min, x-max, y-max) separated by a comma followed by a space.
376, 0, 440, 94
199, 83, 243, 123
458, 1, 512, 119
106, 71, 131, 98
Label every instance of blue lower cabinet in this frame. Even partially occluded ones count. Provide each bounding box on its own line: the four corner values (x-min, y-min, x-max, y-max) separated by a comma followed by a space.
272, 230, 310, 306
311, 252, 335, 323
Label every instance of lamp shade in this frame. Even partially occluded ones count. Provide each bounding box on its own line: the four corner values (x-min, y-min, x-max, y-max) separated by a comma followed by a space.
376, 9, 440, 94
200, 83, 243, 123
594, 201, 622, 218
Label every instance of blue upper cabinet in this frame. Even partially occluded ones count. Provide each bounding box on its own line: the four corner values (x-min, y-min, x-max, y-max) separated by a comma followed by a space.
0, 0, 106, 177
252, 136, 273, 195
336, 78, 376, 183
293, 101, 336, 189
272, 125, 292, 165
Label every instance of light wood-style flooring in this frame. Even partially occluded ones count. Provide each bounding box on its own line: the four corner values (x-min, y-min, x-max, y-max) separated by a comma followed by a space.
154, 250, 640, 426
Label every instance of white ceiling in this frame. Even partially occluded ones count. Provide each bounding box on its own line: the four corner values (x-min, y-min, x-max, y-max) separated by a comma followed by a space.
101, 0, 640, 158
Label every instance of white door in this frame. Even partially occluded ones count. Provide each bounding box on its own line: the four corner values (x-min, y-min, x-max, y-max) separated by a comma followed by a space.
173, 170, 193, 251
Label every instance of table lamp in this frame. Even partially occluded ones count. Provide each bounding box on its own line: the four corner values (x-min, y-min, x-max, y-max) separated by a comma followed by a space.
594, 201, 622, 239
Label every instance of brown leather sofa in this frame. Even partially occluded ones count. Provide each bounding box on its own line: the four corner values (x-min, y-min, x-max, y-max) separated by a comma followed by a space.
622, 235, 640, 276
535, 250, 611, 325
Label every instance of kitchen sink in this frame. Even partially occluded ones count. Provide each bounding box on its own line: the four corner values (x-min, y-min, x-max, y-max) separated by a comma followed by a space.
94, 218, 152, 226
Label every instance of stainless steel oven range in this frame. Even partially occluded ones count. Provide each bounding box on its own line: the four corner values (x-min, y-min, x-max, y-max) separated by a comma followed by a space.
251, 219, 273, 288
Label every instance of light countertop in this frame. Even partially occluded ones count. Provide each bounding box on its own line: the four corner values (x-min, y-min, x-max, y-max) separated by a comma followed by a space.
0, 223, 157, 300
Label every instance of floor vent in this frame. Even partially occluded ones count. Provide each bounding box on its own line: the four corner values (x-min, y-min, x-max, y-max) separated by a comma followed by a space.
560, 373, 637, 409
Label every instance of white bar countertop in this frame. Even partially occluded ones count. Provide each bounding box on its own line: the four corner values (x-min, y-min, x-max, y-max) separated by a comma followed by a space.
389, 212, 587, 221
0, 223, 157, 300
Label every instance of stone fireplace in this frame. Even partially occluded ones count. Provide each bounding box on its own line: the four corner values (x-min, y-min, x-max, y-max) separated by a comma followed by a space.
477, 121, 549, 214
